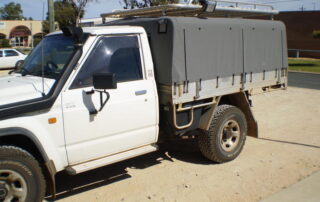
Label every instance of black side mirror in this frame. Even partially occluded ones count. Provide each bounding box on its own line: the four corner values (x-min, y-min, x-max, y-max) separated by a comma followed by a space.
9, 60, 24, 75
93, 73, 117, 90
86, 73, 116, 115
15, 60, 24, 70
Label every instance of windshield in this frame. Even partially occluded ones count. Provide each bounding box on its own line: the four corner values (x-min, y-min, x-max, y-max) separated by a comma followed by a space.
18, 34, 76, 79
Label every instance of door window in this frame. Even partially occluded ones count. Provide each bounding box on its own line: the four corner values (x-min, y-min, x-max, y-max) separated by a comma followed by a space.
71, 35, 142, 89
0, 51, 2, 57
5, 50, 19, 57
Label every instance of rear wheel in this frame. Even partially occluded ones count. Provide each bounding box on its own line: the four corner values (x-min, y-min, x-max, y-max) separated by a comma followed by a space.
0, 146, 45, 202
198, 105, 247, 163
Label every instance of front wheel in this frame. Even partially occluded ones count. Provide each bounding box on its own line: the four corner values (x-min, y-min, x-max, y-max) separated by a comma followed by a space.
0, 146, 45, 202
198, 105, 247, 163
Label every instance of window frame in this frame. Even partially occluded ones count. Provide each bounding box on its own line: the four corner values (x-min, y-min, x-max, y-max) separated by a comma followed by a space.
69, 34, 146, 90
4, 50, 19, 57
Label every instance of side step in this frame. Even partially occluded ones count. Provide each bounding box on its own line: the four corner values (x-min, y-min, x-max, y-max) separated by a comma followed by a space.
66, 144, 158, 175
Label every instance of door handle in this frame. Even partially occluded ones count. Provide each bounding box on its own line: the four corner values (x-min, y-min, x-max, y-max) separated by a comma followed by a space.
135, 90, 147, 96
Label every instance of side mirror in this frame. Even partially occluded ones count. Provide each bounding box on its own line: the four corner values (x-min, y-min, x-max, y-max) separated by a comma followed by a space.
93, 73, 117, 90
87, 73, 116, 115
9, 60, 24, 75
15, 60, 24, 70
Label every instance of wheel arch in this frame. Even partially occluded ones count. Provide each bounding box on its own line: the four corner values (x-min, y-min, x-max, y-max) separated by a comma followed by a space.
199, 92, 258, 138
219, 92, 258, 138
0, 127, 57, 198
0, 127, 49, 162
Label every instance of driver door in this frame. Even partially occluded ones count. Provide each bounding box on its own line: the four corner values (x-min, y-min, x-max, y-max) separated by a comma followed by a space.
62, 35, 158, 165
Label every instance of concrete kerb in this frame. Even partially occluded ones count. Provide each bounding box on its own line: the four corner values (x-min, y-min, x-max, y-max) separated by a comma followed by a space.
260, 171, 320, 202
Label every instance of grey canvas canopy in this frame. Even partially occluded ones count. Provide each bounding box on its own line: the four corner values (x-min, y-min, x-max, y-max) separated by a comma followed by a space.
105, 17, 287, 85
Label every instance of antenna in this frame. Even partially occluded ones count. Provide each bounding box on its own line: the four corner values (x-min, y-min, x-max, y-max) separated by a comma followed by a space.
41, 2, 45, 97
299, 5, 306, 11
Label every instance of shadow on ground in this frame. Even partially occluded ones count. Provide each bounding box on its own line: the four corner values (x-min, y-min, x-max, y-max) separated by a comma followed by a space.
258, 138, 320, 149
47, 139, 212, 201
288, 72, 320, 90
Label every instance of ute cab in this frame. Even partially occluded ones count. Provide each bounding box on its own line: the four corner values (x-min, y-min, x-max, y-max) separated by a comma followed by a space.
0, 26, 159, 202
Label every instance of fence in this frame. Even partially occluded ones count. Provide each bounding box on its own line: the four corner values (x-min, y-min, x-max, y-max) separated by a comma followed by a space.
288, 49, 320, 59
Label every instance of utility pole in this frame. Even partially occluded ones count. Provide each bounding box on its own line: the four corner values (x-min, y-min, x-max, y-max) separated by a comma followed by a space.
30, 22, 33, 48
48, 0, 55, 33
299, 5, 306, 11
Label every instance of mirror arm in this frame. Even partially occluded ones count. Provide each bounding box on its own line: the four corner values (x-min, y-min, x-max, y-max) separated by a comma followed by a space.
85, 89, 95, 95
98, 90, 110, 112
85, 89, 110, 115
89, 109, 98, 115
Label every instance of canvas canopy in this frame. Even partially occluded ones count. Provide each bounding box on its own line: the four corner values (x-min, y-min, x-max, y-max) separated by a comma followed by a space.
105, 17, 287, 85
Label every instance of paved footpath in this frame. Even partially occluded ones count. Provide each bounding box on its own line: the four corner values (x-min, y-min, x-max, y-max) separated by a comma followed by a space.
261, 171, 320, 202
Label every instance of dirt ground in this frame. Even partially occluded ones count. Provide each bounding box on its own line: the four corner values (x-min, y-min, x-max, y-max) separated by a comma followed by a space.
1, 70, 319, 202
51, 75, 320, 202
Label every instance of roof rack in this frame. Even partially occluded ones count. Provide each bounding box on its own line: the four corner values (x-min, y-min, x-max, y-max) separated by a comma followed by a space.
101, 0, 279, 20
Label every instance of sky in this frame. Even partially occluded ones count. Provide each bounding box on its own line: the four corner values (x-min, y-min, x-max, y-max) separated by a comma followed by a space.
0, 0, 319, 20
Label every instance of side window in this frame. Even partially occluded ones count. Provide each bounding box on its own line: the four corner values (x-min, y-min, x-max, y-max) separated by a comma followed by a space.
0, 51, 2, 57
71, 35, 142, 89
5, 50, 19, 57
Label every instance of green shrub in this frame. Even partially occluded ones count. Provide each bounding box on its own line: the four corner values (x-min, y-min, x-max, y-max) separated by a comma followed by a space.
16, 48, 31, 55
0, 39, 11, 48
33, 38, 42, 47
313, 30, 320, 39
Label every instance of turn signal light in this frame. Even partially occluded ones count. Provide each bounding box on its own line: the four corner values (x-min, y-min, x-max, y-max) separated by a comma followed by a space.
48, 118, 57, 124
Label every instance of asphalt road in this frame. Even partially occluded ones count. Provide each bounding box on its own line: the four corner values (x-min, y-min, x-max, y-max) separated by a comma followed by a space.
288, 72, 320, 90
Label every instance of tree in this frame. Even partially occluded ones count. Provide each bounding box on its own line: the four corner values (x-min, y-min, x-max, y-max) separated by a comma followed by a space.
55, 0, 83, 27
0, 39, 11, 48
0, 2, 24, 20
42, 20, 50, 33
313, 30, 320, 39
68, 0, 94, 26
42, 0, 84, 33
121, 0, 178, 9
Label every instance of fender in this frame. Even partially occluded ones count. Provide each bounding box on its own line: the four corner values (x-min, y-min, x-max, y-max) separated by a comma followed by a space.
0, 127, 49, 161
0, 117, 68, 170
0, 127, 58, 198
199, 92, 258, 138
226, 92, 258, 138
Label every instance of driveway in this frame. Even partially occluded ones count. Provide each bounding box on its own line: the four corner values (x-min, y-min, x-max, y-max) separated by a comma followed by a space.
0, 70, 318, 202
48, 72, 320, 202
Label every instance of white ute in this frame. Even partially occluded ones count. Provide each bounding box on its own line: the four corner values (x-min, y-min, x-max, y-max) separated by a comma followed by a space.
0, 13, 288, 202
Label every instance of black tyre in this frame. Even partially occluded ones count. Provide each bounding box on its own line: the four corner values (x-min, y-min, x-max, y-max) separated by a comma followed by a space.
0, 146, 45, 202
198, 105, 247, 163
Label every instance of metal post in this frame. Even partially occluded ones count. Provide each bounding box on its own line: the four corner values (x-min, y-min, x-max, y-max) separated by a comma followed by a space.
30, 22, 33, 48
296, 50, 300, 58
48, 0, 55, 33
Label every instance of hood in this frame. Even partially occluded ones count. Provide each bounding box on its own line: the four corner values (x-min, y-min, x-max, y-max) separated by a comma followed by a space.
0, 74, 55, 106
